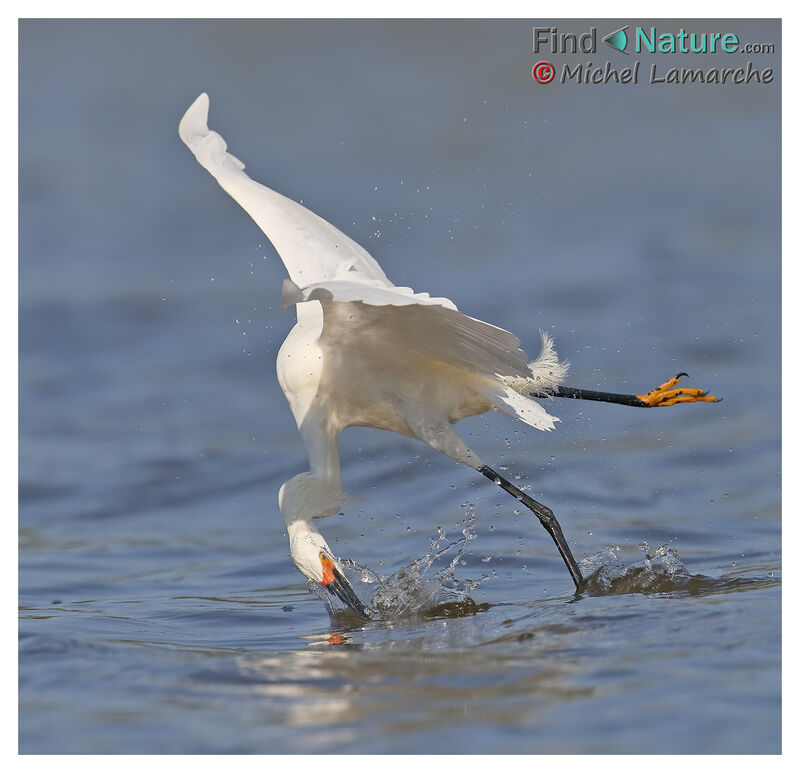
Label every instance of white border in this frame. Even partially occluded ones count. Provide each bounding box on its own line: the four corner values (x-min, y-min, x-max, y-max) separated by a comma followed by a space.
9, 4, 792, 768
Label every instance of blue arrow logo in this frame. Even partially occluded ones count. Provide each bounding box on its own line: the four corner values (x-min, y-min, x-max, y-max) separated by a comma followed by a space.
603, 26, 629, 54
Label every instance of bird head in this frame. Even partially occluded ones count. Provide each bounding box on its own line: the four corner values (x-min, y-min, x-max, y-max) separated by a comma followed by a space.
279, 474, 371, 617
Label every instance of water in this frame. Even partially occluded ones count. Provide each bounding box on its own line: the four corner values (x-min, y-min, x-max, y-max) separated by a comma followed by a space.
19, 19, 780, 753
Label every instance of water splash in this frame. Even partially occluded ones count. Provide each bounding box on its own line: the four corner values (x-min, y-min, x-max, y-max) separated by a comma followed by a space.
579, 543, 698, 595
313, 529, 774, 621
576, 546, 627, 591
314, 506, 488, 621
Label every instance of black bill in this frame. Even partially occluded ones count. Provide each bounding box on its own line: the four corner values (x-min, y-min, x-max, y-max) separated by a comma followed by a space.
324, 565, 371, 618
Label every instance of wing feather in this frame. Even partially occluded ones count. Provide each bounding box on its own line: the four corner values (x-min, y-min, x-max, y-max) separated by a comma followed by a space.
179, 93, 391, 287
318, 299, 532, 381
316, 300, 559, 431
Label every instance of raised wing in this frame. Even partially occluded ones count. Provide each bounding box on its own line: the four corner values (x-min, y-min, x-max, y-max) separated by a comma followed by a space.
179, 96, 559, 431
179, 93, 391, 288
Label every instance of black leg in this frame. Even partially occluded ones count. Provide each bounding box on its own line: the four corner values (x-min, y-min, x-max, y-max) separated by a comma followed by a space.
552, 373, 719, 408
553, 386, 650, 407
479, 465, 584, 591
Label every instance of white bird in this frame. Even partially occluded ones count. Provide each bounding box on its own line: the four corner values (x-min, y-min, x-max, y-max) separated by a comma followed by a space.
179, 93, 718, 616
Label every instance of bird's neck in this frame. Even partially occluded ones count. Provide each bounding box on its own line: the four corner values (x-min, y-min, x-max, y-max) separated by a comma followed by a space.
278, 473, 345, 526
286, 517, 322, 541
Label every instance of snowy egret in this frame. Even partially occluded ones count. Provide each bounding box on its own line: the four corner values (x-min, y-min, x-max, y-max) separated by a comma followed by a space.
179, 93, 718, 615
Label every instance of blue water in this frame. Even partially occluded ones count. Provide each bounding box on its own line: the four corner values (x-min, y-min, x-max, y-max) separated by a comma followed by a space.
19, 19, 780, 753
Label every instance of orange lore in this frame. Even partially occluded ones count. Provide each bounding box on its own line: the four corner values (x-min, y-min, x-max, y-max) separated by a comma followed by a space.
319, 553, 336, 586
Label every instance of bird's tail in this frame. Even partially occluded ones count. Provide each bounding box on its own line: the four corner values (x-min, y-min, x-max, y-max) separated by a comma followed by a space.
474, 332, 568, 432
512, 331, 570, 397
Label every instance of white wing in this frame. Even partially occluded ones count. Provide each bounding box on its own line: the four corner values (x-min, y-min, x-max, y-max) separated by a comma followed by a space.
179, 94, 561, 431
316, 300, 559, 431
180, 93, 395, 289
317, 298, 531, 379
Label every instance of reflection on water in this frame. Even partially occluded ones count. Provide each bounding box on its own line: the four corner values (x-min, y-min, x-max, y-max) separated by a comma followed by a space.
168, 564, 778, 753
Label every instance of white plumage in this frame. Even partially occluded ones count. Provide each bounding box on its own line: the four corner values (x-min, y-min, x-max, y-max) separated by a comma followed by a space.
179, 93, 574, 611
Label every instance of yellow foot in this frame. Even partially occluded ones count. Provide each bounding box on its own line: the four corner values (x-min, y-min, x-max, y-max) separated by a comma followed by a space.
636, 372, 720, 407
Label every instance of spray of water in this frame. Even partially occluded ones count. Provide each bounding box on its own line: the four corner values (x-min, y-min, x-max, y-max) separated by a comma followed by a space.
579, 542, 693, 595
312, 505, 488, 621
311, 507, 766, 619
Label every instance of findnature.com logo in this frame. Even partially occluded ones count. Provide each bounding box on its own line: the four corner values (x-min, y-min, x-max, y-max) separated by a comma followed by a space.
531, 24, 776, 85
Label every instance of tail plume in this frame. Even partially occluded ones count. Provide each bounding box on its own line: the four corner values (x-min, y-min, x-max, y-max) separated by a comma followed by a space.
473, 333, 567, 433
504, 331, 569, 397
